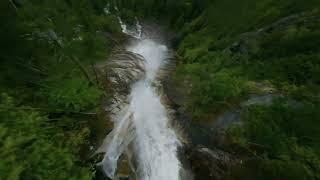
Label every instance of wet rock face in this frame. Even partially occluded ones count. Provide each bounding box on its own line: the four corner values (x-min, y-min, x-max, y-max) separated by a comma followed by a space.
94, 48, 146, 180
107, 52, 144, 91
96, 49, 145, 92
186, 146, 238, 180
95, 49, 145, 117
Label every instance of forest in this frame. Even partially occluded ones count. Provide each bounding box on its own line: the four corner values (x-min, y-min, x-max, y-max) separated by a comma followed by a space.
1, 0, 320, 179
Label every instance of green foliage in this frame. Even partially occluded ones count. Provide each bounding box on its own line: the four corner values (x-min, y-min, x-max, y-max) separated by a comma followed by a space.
173, 53, 250, 117
189, 70, 246, 115
0, 0, 119, 179
168, 1, 320, 116
140, 1, 320, 178
92, 15, 122, 33
229, 100, 320, 179
228, 159, 313, 180
2, 0, 320, 179
110, 0, 207, 25
0, 94, 93, 180
43, 78, 102, 111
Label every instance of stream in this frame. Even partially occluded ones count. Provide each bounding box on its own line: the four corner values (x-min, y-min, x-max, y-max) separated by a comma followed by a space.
99, 18, 182, 180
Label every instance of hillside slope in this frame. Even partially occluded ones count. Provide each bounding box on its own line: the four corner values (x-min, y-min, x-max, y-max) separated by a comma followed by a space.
111, 0, 320, 179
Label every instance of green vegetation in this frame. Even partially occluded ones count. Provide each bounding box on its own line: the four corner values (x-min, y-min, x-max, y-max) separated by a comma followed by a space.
0, 93, 93, 179
0, 0, 122, 179
114, 0, 320, 179
228, 100, 320, 180
2, 0, 320, 179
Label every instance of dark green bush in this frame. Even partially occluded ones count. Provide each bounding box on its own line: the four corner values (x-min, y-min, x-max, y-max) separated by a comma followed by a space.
229, 100, 320, 179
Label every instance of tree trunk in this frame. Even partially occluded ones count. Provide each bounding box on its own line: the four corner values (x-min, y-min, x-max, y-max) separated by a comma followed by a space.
70, 56, 94, 85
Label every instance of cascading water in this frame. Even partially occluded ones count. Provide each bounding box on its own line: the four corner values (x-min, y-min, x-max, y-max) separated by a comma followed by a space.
99, 18, 181, 180
118, 17, 142, 39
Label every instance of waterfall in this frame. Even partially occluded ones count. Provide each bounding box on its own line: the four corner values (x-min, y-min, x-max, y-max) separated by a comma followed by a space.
118, 17, 142, 39
99, 18, 181, 180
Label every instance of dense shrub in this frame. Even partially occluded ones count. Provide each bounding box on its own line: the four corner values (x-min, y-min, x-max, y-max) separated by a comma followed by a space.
229, 100, 320, 179
0, 0, 116, 179
189, 71, 246, 116
0, 94, 93, 180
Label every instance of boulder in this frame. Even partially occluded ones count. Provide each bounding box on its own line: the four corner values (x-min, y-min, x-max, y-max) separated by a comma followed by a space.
95, 49, 145, 119
186, 146, 239, 180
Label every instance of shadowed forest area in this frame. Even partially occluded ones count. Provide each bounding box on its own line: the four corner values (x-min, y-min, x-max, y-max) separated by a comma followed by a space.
0, 0, 122, 179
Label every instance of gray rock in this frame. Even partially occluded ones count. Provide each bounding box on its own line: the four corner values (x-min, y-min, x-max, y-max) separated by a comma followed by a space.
33, 29, 63, 46
95, 50, 145, 118
186, 146, 239, 180
287, 99, 304, 109
241, 94, 278, 107
215, 111, 241, 128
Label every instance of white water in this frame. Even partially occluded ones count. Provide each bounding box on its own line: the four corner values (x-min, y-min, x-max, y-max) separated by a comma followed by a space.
99, 19, 181, 180
118, 17, 142, 39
